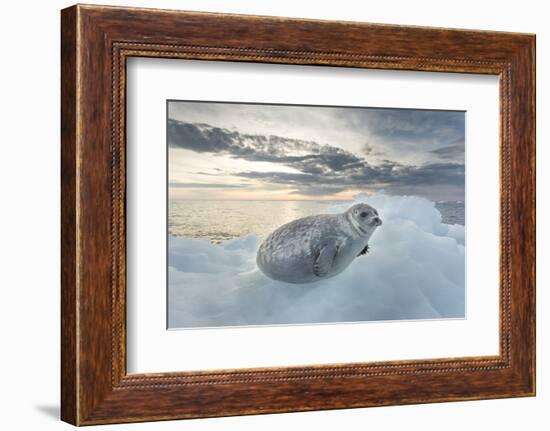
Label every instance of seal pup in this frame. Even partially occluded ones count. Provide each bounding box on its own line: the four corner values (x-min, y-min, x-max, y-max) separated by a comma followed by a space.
256, 203, 382, 284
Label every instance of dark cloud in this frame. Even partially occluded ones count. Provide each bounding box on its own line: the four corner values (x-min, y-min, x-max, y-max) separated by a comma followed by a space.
169, 182, 248, 189
193, 171, 226, 176
168, 119, 464, 198
168, 119, 361, 173
235, 171, 319, 184
341, 108, 465, 144
235, 161, 463, 189
289, 186, 347, 196
431, 143, 465, 160
361, 143, 384, 157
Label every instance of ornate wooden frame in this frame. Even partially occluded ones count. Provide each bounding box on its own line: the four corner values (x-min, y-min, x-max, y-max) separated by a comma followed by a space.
61, 4, 535, 425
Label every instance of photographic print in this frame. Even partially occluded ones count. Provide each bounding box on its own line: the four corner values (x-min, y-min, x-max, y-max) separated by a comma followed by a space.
167, 101, 465, 329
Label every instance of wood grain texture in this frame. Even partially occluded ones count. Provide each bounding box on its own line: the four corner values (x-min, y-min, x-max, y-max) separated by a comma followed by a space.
60, 4, 536, 425
60, 5, 78, 425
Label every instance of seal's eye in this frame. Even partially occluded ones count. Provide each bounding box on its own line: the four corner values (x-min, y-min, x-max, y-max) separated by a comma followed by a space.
360, 211, 368, 218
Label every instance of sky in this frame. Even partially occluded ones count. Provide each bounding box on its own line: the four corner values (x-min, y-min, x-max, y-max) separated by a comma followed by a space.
167, 101, 465, 202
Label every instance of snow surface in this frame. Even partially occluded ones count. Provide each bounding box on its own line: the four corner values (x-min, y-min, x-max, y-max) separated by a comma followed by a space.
168, 194, 465, 328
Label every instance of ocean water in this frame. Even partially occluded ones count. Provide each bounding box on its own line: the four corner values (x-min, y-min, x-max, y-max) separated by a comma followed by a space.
435, 201, 465, 226
169, 198, 465, 243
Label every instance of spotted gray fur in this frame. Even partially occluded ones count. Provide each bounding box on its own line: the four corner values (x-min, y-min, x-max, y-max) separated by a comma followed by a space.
256, 203, 382, 284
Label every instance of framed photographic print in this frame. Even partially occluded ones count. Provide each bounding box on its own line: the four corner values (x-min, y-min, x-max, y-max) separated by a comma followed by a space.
61, 4, 536, 425
164, 100, 466, 330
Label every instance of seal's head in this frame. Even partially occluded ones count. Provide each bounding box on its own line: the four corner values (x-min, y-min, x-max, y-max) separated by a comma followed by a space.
346, 203, 382, 236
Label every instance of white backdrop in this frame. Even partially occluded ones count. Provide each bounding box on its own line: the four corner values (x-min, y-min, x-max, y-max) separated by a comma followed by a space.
127, 59, 500, 373
0, 0, 546, 430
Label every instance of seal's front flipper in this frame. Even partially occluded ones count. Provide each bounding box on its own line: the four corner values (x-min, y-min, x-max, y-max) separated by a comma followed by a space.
313, 242, 337, 277
357, 244, 370, 257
